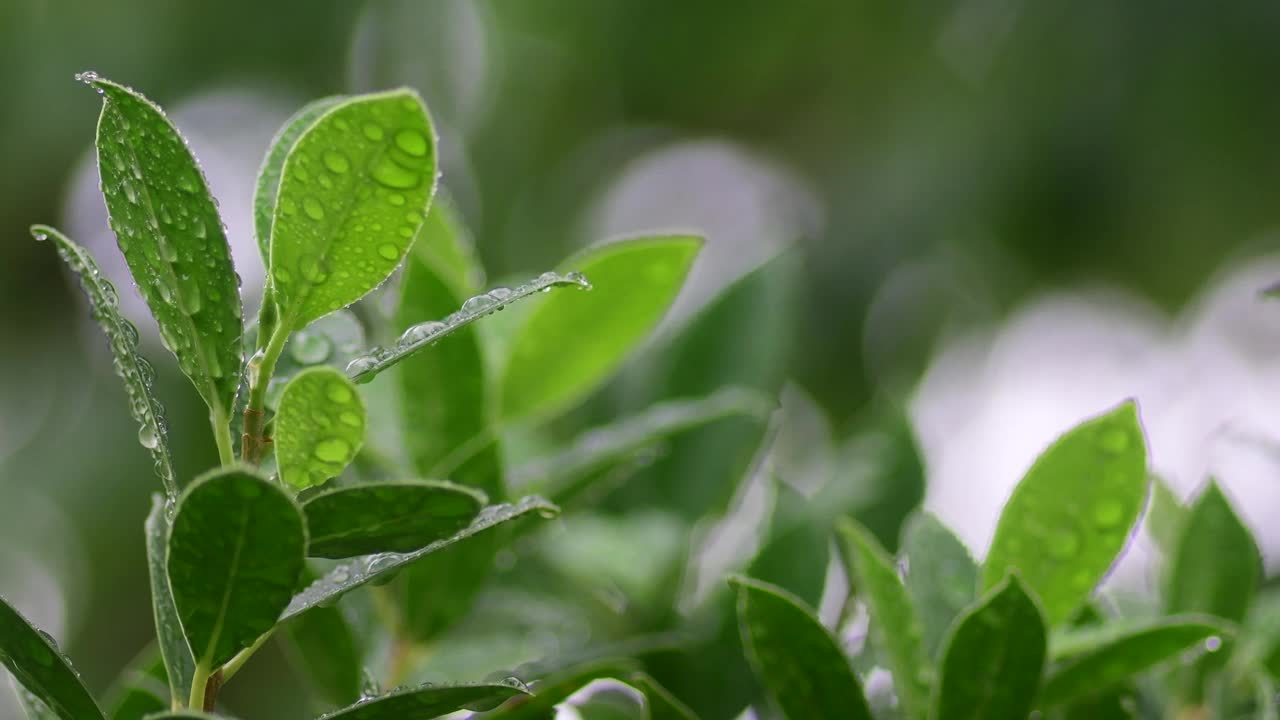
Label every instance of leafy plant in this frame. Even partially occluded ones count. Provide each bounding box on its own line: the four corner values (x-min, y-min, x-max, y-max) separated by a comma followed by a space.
5, 73, 1277, 720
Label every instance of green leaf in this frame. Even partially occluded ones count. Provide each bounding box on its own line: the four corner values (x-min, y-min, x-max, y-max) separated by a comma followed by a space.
346, 269, 591, 385
254, 96, 345, 263
259, 310, 368, 412
1145, 474, 1186, 558
1167, 480, 1260, 623
144, 497, 194, 706
1041, 616, 1227, 706
139, 714, 222, 719
302, 481, 486, 558
500, 235, 703, 421
933, 574, 1047, 720
269, 88, 437, 331
167, 467, 306, 670
731, 576, 872, 720
274, 366, 366, 490
981, 401, 1148, 625
278, 567, 364, 708
320, 681, 530, 719
0, 594, 105, 720
281, 496, 558, 622
83, 74, 244, 420
13, 681, 60, 720
748, 481, 830, 608
837, 517, 932, 719
480, 660, 640, 720
32, 225, 177, 498
631, 674, 701, 720
902, 512, 979, 660
104, 646, 169, 720
413, 190, 484, 294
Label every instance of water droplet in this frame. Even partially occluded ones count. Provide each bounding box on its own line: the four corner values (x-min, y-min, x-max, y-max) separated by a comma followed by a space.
299, 254, 329, 283
489, 287, 513, 301
323, 151, 350, 174
74, 70, 100, 85
326, 383, 354, 404
566, 271, 592, 289
499, 676, 530, 692
1099, 427, 1130, 453
346, 355, 377, 377
399, 321, 445, 346
177, 275, 202, 314
462, 294, 496, 314
139, 425, 159, 450
394, 129, 429, 157
362, 123, 385, 141
388, 193, 405, 206
377, 243, 399, 261
1092, 501, 1125, 528
1204, 635, 1222, 652
290, 332, 332, 365
314, 438, 352, 463
303, 197, 325, 221
339, 411, 362, 428
1047, 529, 1080, 559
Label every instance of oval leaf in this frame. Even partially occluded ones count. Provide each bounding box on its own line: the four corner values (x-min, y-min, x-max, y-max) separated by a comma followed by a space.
837, 517, 931, 718
83, 74, 244, 419
982, 401, 1148, 625
302, 481, 486, 558
1167, 481, 1261, 622
933, 574, 1047, 720
0, 597, 104, 720
902, 512, 978, 660
275, 367, 366, 490
145, 496, 194, 704
167, 467, 306, 670
731, 576, 872, 720
319, 681, 529, 719
270, 88, 437, 331
500, 235, 702, 421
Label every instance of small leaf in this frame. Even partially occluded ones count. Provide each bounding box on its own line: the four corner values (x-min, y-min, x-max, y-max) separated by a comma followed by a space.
480, 660, 641, 720
630, 674, 701, 720
270, 88, 437, 331
1041, 616, 1227, 706
0, 594, 105, 720
281, 496, 558, 622
346, 270, 591, 384
302, 481, 486, 558
254, 96, 345, 262
144, 496, 194, 706
932, 574, 1047, 720
500, 235, 703, 421
319, 681, 529, 719
104, 645, 169, 720
902, 512, 978, 660
275, 367, 367, 490
837, 517, 931, 719
167, 467, 306, 670
1167, 481, 1261, 623
83, 75, 244, 421
32, 225, 176, 498
1145, 474, 1186, 558
982, 401, 1148, 625
278, 568, 364, 708
731, 576, 872, 720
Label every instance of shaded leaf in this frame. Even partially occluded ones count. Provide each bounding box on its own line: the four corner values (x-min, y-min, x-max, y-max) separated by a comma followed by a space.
167, 467, 306, 670
982, 402, 1148, 625
902, 512, 978, 661
104, 646, 168, 720
144, 496, 194, 705
279, 567, 364, 708
630, 674, 700, 720
275, 367, 366, 490
731, 576, 872, 720
140, 714, 222, 719
302, 481, 486, 558
0, 594, 105, 720
1145, 474, 1186, 558
84, 75, 243, 420
319, 681, 529, 719
479, 659, 640, 720
1167, 481, 1260, 623
412, 190, 483, 294
747, 481, 830, 608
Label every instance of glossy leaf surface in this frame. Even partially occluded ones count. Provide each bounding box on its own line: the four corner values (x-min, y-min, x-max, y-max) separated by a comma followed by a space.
302, 481, 486, 558
0, 594, 105, 720
319, 682, 529, 719
254, 95, 344, 262
902, 512, 978, 660
144, 496, 194, 704
274, 366, 366, 490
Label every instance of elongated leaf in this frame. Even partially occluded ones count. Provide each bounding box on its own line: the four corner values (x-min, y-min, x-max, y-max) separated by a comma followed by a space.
631, 674, 700, 720
837, 517, 931, 719
1146, 474, 1186, 558
1167, 481, 1260, 623
500, 235, 703, 421
1041, 617, 1226, 706
479, 660, 640, 720
83, 74, 243, 419
275, 367, 366, 490
510, 387, 772, 504
982, 401, 1148, 624
279, 568, 364, 708
167, 468, 306, 670
104, 646, 168, 720
748, 481, 830, 608
144, 496, 194, 705
32, 225, 176, 498
902, 512, 978, 660
269, 88, 437, 330
0, 595, 105, 720
933, 574, 1047, 720
140, 714, 221, 719
254, 96, 345, 262
731, 576, 872, 720
346, 270, 590, 384
320, 681, 529, 719
282, 496, 558, 622
302, 481, 486, 558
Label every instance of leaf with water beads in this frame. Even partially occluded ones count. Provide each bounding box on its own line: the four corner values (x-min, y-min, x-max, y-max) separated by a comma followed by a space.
167, 468, 306, 671
80, 74, 244, 425
901, 512, 978, 661
31, 225, 178, 499
145, 496, 195, 706
982, 401, 1148, 625
317, 680, 530, 720
345, 270, 592, 384
270, 88, 438, 331
275, 367, 366, 491
280, 496, 558, 622
0, 594, 105, 720
501, 235, 702, 421
302, 481, 486, 558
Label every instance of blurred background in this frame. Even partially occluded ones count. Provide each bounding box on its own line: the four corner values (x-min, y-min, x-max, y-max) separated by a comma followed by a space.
3, 1, 1280, 718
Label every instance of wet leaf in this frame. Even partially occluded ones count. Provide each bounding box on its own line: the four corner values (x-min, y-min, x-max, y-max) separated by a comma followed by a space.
933, 574, 1047, 720
104, 646, 168, 720
902, 512, 978, 660
167, 467, 306, 670
837, 517, 931, 719
731, 576, 872, 720
0, 594, 105, 720
269, 88, 437, 330
982, 401, 1148, 625
302, 481, 486, 558
139, 714, 223, 719
479, 660, 640, 720
83, 74, 243, 422
500, 235, 702, 421
32, 225, 177, 499
319, 681, 529, 719
144, 496, 194, 705
278, 567, 364, 708
275, 366, 366, 490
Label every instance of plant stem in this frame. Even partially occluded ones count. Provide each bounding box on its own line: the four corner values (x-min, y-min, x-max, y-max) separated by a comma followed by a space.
211, 406, 235, 466
188, 660, 212, 711
241, 321, 291, 465
220, 630, 273, 682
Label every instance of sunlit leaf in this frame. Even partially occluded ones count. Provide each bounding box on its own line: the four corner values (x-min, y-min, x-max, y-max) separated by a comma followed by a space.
0, 594, 105, 720
319, 681, 530, 719
144, 496, 194, 705
902, 512, 978, 660
302, 481, 486, 558
274, 367, 366, 490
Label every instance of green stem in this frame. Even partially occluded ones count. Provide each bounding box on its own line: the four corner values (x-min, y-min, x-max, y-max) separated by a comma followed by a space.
220, 630, 274, 682
188, 660, 212, 711
241, 321, 291, 465
211, 406, 235, 466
